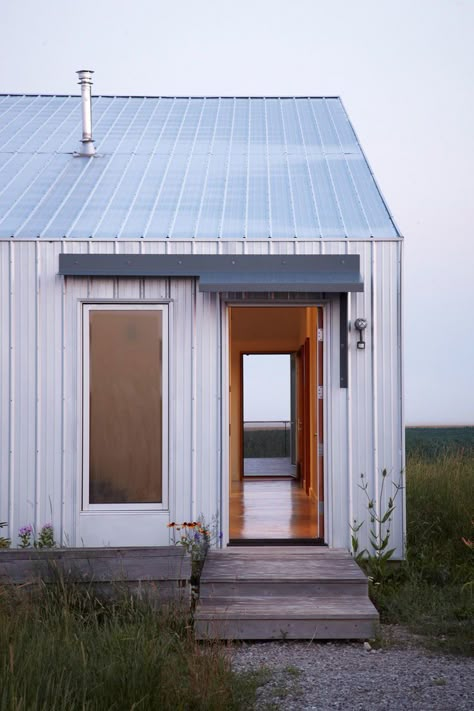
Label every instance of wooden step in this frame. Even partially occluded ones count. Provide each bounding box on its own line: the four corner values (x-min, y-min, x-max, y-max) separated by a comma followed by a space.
200, 549, 368, 598
195, 596, 379, 640
195, 547, 378, 640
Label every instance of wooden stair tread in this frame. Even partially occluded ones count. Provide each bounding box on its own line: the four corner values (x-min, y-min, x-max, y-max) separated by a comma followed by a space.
196, 596, 378, 620
201, 561, 367, 582
207, 547, 351, 557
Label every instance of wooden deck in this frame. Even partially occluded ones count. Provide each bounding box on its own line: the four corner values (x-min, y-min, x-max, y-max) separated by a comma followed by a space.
195, 547, 379, 640
230, 478, 317, 539
0, 547, 191, 605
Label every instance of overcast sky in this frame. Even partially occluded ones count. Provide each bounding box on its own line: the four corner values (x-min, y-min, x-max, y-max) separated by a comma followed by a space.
2, 0, 473, 425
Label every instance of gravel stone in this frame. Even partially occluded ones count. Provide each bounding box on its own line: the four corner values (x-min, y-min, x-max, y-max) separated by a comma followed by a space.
231, 627, 473, 710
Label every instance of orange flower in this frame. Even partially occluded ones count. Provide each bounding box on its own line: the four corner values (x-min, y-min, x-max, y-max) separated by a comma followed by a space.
167, 522, 176, 528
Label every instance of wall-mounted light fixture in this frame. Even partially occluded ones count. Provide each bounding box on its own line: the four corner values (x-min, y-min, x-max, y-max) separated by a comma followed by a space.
354, 318, 367, 350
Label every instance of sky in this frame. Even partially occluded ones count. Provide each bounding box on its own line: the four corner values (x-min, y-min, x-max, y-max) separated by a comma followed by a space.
244, 356, 291, 422
1, 0, 473, 425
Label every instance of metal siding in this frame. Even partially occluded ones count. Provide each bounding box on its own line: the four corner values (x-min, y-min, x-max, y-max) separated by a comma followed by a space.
62, 241, 90, 544
0, 239, 403, 553
0, 243, 10, 537
169, 277, 194, 524
38, 242, 63, 536
195, 290, 221, 522
373, 241, 404, 557
11, 242, 37, 538
348, 241, 376, 552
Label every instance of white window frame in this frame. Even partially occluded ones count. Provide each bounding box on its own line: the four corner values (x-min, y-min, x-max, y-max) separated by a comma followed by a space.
82, 303, 169, 512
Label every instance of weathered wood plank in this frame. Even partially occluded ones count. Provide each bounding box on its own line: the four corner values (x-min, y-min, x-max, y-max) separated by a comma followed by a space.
197, 596, 377, 617
201, 560, 367, 582
199, 579, 368, 599
0, 546, 191, 585
195, 618, 377, 640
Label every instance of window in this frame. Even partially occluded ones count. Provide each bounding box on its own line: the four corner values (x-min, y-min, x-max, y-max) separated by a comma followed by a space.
82, 304, 168, 510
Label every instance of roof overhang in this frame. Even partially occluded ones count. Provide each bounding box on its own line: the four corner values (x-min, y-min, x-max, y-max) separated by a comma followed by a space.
58, 254, 364, 293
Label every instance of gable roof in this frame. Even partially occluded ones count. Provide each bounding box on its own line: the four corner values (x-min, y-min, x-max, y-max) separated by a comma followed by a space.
0, 95, 399, 240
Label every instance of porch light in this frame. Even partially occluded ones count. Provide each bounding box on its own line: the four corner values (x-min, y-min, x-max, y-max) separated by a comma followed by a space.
354, 318, 367, 350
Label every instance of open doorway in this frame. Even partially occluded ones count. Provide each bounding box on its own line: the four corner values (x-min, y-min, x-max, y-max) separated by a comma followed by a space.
243, 354, 295, 478
228, 306, 324, 543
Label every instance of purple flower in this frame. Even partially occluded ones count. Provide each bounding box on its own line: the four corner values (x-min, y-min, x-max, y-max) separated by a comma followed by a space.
41, 523, 53, 530
218, 531, 223, 540
19, 525, 33, 536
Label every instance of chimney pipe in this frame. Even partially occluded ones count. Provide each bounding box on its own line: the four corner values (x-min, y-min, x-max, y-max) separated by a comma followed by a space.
76, 70, 96, 156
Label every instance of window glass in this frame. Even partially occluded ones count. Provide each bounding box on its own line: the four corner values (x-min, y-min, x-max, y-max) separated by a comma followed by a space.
88, 309, 163, 504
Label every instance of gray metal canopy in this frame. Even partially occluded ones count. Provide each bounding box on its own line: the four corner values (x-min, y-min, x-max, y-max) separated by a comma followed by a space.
58, 254, 363, 292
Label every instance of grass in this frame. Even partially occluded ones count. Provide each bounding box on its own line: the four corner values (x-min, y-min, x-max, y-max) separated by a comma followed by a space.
370, 429, 474, 656
0, 578, 265, 710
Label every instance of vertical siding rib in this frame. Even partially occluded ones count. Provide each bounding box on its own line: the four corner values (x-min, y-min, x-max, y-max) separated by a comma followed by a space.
0, 244, 11, 538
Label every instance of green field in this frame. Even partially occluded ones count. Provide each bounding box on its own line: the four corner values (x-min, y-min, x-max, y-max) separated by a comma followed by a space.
406, 426, 474, 457
377, 426, 474, 655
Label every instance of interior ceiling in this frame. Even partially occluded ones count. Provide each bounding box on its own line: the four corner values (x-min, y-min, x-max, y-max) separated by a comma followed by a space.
231, 306, 308, 349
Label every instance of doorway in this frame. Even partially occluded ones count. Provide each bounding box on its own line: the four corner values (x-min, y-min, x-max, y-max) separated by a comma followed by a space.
242, 354, 295, 479
228, 306, 324, 542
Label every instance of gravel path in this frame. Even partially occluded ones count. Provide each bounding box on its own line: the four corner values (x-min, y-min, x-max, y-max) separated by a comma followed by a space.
231, 628, 473, 710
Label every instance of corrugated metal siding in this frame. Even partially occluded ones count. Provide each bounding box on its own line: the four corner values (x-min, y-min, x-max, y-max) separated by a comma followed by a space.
0, 96, 399, 240
0, 239, 403, 554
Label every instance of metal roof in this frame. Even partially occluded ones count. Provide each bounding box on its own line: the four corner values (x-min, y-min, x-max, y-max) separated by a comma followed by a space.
0, 95, 400, 240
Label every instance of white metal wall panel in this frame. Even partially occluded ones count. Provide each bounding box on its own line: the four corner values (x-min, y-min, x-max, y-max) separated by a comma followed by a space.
37, 242, 63, 536
0, 243, 10, 535
195, 290, 221, 524
62, 241, 90, 544
373, 240, 404, 557
348, 241, 377, 553
0, 238, 403, 554
168, 277, 194, 527
6, 242, 36, 539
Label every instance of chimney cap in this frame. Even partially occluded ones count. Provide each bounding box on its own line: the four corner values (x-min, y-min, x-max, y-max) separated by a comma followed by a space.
77, 69, 94, 81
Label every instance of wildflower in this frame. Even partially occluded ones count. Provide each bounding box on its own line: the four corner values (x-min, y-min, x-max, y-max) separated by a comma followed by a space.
19, 525, 33, 536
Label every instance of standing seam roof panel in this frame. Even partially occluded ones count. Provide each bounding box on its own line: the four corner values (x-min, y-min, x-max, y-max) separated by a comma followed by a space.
0, 95, 401, 240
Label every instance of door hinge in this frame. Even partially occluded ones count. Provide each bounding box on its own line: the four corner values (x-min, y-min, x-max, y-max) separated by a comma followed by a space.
318, 442, 324, 457
317, 385, 324, 400
318, 501, 324, 514
317, 328, 324, 342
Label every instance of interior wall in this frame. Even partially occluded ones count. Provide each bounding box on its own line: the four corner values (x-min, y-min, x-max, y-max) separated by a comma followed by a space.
229, 306, 319, 488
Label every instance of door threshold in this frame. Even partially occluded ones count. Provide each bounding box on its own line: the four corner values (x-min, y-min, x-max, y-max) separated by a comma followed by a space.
228, 538, 326, 546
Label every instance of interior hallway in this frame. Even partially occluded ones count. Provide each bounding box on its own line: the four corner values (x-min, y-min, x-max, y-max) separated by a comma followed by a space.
230, 478, 317, 539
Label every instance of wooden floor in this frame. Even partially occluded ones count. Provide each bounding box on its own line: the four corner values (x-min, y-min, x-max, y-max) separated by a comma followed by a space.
195, 547, 379, 640
230, 478, 317, 539
243, 457, 296, 477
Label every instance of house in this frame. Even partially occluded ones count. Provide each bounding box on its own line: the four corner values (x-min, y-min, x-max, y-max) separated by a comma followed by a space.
0, 72, 404, 557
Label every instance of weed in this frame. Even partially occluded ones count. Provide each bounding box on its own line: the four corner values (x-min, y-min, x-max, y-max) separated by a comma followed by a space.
0, 521, 10, 549
285, 664, 301, 677
350, 469, 403, 590
374, 443, 474, 656
0, 574, 261, 710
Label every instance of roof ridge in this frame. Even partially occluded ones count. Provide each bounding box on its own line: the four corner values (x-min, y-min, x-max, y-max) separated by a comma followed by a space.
0, 94, 342, 100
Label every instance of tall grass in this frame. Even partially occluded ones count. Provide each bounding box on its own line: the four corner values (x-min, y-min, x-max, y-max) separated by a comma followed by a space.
376, 447, 474, 655
0, 578, 262, 710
